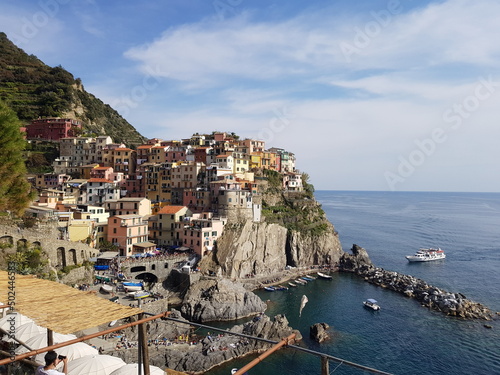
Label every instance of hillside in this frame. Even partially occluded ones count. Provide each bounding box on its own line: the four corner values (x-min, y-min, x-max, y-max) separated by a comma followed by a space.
0, 32, 146, 146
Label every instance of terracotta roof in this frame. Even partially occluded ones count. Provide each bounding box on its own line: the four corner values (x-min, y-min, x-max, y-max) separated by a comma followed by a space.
157, 205, 186, 214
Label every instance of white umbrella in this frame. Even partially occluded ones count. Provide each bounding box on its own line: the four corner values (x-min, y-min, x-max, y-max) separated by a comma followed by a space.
4, 321, 45, 342
68, 354, 126, 375
16, 332, 77, 354
34, 342, 98, 364
110, 363, 166, 375
0, 313, 33, 331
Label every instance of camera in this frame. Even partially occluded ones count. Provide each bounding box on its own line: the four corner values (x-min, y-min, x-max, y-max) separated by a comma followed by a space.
58, 355, 66, 360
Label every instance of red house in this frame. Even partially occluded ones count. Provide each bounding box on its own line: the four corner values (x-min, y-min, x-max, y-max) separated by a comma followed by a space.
25, 118, 82, 141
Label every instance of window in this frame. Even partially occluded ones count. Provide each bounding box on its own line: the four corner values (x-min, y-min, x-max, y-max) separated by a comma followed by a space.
113, 228, 117, 234
212, 231, 217, 236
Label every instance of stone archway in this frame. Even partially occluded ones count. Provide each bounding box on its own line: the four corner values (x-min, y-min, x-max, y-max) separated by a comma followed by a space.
0, 236, 13, 247
56, 247, 67, 268
130, 265, 146, 273
68, 249, 77, 265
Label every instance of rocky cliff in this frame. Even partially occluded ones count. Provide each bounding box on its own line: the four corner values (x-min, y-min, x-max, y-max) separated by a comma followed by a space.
180, 278, 267, 322
201, 191, 344, 279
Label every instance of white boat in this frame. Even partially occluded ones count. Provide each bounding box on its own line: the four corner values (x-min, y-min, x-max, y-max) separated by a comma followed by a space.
406, 248, 446, 262
363, 299, 380, 311
317, 272, 332, 280
100, 285, 113, 294
288, 282, 297, 287
124, 285, 143, 292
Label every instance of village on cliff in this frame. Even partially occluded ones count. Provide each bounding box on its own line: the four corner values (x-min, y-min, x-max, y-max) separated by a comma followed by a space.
23, 117, 303, 260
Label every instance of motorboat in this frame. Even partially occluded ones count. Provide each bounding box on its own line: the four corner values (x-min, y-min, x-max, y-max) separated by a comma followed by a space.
317, 272, 332, 280
363, 299, 380, 311
288, 282, 297, 287
264, 286, 276, 291
406, 248, 446, 262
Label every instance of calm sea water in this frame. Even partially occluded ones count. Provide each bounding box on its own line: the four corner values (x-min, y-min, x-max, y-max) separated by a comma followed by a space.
207, 191, 500, 375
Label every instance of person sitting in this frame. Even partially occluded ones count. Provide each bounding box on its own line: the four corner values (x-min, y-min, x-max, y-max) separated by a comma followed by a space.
35, 351, 68, 375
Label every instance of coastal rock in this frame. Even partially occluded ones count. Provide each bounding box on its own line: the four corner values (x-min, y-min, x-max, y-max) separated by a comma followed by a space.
338, 244, 373, 271
164, 314, 302, 374
310, 323, 330, 343
207, 219, 343, 280
180, 278, 267, 322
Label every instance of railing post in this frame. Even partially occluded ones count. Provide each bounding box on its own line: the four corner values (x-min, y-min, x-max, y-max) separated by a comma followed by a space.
321, 356, 329, 375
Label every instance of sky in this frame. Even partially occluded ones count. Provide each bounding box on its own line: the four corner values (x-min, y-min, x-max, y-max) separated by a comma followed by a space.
1, 0, 500, 192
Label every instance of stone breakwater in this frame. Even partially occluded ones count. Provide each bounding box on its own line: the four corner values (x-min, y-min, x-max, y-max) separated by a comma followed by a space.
357, 265, 494, 320
339, 244, 495, 320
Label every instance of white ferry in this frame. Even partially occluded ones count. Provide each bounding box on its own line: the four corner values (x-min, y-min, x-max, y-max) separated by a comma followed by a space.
405, 248, 446, 262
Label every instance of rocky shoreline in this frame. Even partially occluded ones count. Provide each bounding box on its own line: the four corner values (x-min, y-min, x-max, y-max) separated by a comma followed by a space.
338, 244, 496, 320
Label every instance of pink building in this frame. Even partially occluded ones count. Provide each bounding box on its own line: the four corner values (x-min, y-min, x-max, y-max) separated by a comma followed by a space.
107, 214, 155, 257
178, 212, 226, 257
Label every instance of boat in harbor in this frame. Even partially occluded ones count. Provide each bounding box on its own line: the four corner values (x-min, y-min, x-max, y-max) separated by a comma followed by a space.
363, 299, 381, 311
288, 282, 297, 287
100, 284, 113, 294
133, 291, 150, 299
317, 272, 332, 280
122, 281, 144, 291
264, 286, 276, 291
406, 248, 446, 262
295, 279, 307, 285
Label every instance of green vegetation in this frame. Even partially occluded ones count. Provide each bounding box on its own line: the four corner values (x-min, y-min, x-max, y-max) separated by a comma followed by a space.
6, 241, 48, 276
261, 191, 329, 236
24, 141, 59, 173
0, 32, 146, 146
0, 100, 35, 215
262, 169, 283, 192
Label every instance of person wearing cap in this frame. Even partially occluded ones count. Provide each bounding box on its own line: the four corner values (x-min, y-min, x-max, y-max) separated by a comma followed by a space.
35, 351, 68, 375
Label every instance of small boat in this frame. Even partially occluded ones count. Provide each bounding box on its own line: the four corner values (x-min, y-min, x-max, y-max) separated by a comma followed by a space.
122, 281, 143, 287
275, 285, 288, 291
363, 299, 381, 311
317, 272, 332, 280
133, 291, 150, 299
100, 285, 113, 294
264, 286, 276, 291
124, 285, 143, 292
406, 248, 446, 262
301, 276, 314, 282
295, 279, 307, 285
288, 282, 297, 287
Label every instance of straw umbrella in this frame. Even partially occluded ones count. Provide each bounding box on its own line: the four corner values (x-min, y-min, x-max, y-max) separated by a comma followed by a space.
67, 354, 126, 375
34, 342, 99, 364
110, 363, 166, 375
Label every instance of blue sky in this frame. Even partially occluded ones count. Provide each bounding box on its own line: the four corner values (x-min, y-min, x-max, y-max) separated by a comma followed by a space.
2, 0, 500, 192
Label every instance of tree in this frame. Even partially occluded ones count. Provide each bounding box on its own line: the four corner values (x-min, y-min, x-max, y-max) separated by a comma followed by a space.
0, 100, 35, 215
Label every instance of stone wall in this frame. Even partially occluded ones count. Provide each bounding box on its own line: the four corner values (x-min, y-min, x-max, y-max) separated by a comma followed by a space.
0, 223, 98, 269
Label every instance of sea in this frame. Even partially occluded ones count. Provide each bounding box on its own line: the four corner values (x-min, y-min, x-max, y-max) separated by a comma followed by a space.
206, 191, 500, 375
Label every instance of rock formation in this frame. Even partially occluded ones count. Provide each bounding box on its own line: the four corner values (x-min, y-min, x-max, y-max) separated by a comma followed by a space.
180, 278, 267, 322
338, 244, 373, 270
310, 322, 330, 343
164, 314, 301, 374
206, 217, 343, 280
